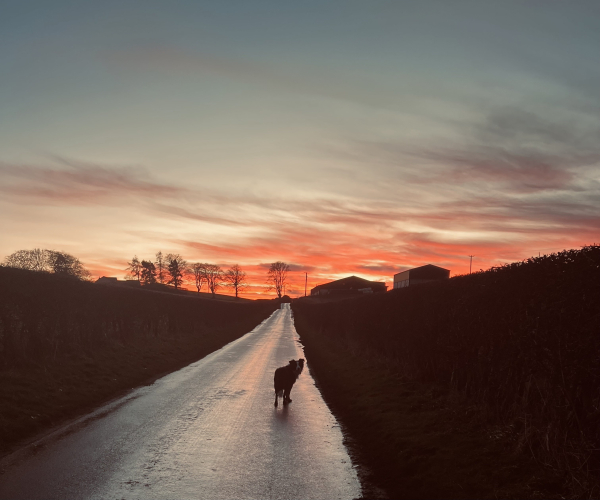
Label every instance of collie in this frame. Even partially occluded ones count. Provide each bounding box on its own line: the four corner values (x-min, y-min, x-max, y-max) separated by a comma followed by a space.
274, 359, 305, 407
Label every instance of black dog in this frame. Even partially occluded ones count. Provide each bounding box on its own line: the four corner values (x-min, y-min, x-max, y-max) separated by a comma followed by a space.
274, 359, 305, 407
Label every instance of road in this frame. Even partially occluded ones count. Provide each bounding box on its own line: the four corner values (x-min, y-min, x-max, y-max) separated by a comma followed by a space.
0, 304, 361, 500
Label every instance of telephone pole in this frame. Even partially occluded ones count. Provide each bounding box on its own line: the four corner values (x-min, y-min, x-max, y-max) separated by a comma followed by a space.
305, 272, 307, 297
469, 255, 474, 274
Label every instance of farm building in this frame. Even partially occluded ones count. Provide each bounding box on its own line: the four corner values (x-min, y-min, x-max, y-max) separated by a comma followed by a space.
393, 264, 450, 289
95, 276, 141, 288
311, 276, 387, 296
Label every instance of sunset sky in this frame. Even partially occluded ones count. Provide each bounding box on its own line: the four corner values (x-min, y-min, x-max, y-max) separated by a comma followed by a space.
1, 1, 599, 297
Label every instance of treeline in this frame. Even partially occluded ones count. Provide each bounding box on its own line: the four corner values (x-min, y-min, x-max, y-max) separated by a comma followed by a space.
2, 248, 292, 299
292, 245, 600, 492
126, 252, 291, 298
125, 252, 248, 298
0, 266, 277, 368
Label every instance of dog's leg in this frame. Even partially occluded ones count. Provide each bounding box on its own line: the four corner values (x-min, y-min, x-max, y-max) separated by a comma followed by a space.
283, 388, 290, 404
274, 391, 278, 407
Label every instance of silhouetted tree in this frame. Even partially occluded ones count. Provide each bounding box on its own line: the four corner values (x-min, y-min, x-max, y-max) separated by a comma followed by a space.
224, 264, 248, 298
3, 248, 91, 280
166, 254, 187, 290
200, 263, 223, 297
267, 261, 289, 298
191, 263, 206, 293
46, 250, 92, 280
155, 251, 167, 284
126, 256, 141, 281
3, 249, 48, 271
140, 260, 157, 284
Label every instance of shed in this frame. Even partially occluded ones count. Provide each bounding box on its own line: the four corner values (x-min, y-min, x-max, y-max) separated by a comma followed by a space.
311, 276, 387, 296
393, 264, 450, 289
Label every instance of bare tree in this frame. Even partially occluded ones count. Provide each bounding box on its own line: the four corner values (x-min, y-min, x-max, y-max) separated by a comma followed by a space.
166, 253, 187, 290
3, 249, 49, 271
125, 255, 141, 281
140, 260, 157, 284
200, 263, 223, 297
267, 261, 290, 298
3, 248, 91, 280
191, 263, 206, 293
46, 250, 92, 280
224, 264, 248, 298
154, 251, 167, 284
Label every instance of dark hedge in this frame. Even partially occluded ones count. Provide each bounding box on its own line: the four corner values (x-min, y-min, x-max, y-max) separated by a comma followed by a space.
293, 246, 600, 487
0, 267, 278, 450
0, 267, 276, 367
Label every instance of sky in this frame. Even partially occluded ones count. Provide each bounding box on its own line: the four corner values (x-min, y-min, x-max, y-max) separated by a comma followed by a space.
1, 1, 599, 297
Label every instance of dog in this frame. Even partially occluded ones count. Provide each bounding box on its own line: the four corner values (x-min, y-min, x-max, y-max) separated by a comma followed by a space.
274, 358, 305, 407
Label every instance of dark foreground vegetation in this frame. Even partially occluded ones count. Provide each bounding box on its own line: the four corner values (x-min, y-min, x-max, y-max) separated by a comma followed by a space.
0, 267, 278, 453
293, 246, 600, 499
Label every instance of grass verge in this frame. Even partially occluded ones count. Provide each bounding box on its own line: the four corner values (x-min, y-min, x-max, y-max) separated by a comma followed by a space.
293, 312, 563, 499
0, 312, 273, 455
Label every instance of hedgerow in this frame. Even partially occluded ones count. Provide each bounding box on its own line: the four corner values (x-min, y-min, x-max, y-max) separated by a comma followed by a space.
293, 245, 600, 495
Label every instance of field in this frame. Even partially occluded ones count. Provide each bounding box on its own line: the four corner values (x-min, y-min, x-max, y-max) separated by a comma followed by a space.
293, 246, 600, 498
0, 267, 278, 453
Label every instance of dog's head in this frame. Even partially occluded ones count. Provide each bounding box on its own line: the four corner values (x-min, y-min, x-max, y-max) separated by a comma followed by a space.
288, 358, 305, 375
297, 358, 305, 374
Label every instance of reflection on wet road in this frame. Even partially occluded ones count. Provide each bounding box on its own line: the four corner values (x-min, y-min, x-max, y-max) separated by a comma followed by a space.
0, 304, 361, 499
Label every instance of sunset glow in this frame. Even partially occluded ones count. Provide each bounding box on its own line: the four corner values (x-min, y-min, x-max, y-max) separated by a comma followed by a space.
2, 2, 599, 298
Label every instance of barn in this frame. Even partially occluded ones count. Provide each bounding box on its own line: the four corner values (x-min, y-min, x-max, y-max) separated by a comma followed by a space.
95, 276, 141, 288
311, 276, 387, 296
393, 264, 450, 289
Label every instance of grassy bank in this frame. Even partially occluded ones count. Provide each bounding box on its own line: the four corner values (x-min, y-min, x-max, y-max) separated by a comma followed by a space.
292, 245, 600, 498
0, 267, 278, 453
295, 313, 557, 499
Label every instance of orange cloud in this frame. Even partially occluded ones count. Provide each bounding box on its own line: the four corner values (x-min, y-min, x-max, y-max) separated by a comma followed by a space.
2, 146, 598, 300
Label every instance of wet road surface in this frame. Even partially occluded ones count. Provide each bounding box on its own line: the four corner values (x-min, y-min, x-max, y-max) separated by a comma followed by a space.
0, 304, 361, 499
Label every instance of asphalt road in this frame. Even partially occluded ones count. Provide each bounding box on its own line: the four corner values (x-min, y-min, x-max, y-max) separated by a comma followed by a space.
0, 304, 361, 500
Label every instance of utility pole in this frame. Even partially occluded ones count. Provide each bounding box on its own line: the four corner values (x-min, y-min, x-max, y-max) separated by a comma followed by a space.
469, 255, 474, 274
305, 272, 307, 297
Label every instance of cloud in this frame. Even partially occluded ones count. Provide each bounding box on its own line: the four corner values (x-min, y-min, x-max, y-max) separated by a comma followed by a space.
150, 203, 246, 227
3, 131, 599, 294
355, 263, 400, 274
421, 150, 577, 192
332, 106, 600, 195
416, 107, 600, 193
5, 151, 598, 246
0, 157, 185, 205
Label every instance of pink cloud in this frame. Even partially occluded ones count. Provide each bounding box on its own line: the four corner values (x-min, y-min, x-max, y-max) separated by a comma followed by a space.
3, 147, 599, 299
0, 158, 185, 205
